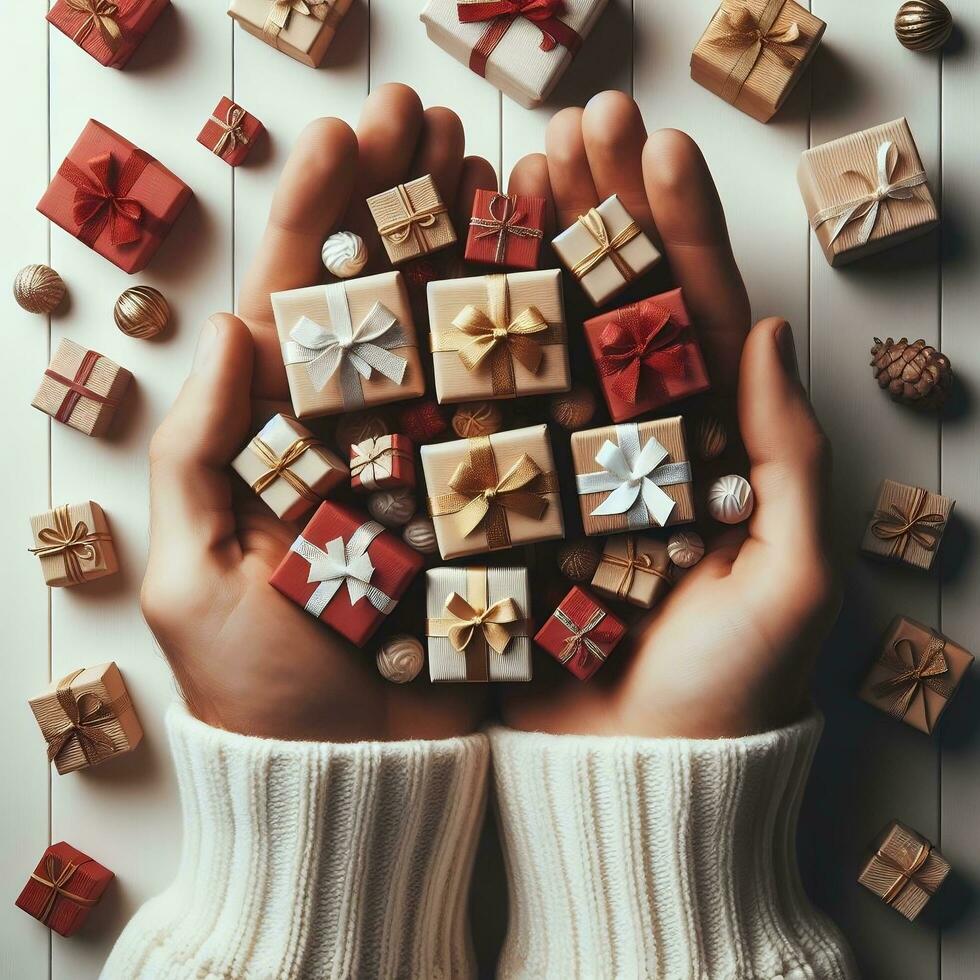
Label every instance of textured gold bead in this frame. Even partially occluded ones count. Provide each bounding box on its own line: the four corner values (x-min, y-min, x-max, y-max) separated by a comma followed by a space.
549, 384, 597, 430
376, 634, 425, 684
114, 285, 170, 339
13, 264, 66, 314
895, 0, 952, 52
452, 401, 504, 439
557, 539, 602, 582
694, 415, 728, 461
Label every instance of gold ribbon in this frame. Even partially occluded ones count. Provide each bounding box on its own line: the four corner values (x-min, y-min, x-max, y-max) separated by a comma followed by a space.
470, 193, 543, 265
870, 487, 946, 559
875, 839, 936, 909
872, 635, 953, 727
29, 505, 110, 585
30, 855, 98, 925
209, 103, 250, 158
42, 669, 128, 767
66, 0, 123, 52
376, 183, 448, 254
350, 436, 413, 491
570, 208, 641, 283
555, 606, 608, 666
599, 535, 671, 598
249, 434, 321, 501
263, 0, 338, 39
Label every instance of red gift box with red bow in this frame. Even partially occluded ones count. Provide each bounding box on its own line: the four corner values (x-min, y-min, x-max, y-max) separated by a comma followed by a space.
534, 585, 626, 681
584, 288, 710, 422
47, 0, 170, 69
465, 189, 546, 269
197, 97, 265, 168
37, 120, 192, 274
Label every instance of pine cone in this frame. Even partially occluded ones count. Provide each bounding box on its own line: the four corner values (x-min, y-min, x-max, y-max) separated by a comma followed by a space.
870, 337, 952, 410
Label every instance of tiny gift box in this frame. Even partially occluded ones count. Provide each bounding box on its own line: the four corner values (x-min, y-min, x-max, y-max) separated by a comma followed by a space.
535, 586, 625, 681
858, 822, 950, 921
37, 119, 192, 275
426, 565, 532, 682
571, 418, 695, 537
29, 662, 143, 774
428, 270, 570, 403
16, 842, 113, 937
591, 534, 672, 609
270, 501, 424, 646
47, 0, 170, 69
227, 0, 353, 68
420, 0, 609, 109
584, 288, 711, 421
350, 434, 416, 493
422, 423, 565, 559
860, 616, 974, 735
860, 478, 953, 572
690, 0, 825, 124
29, 501, 118, 588
32, 338, 132, 436
232, 413, 348, 522
799, 118, 939, 267
465, 190, 546, 269
272, 272, 425, 419
197, 97, 264, 167
552, 194, 661, 306
366, 175, 457, 265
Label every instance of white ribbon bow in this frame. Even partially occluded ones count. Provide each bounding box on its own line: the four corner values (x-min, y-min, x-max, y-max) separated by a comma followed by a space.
575, 423, 692, 529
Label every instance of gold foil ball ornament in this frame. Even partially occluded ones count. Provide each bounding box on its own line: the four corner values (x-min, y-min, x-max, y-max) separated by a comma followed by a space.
549, 384, 597, 430
403, 516, 438, 554
114, 285, 170, 339
667, 531, 706, 569
694, 416, 728, 461
335, 412, 389, 456
13, 264, 66, 314
367, 487, 416, 527
452, 402, 504, 439
557, 540, 602, 582
376, 635, 425, 684
895, 0, 952, 51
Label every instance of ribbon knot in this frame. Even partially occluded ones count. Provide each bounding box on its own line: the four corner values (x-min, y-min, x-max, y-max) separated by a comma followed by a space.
41, 669, 122, 766
872, 634, 952, 726
470, 193, 544, 264
874, 838, 939, 909
209, 103, 250, 158
570, 207, 641, 284
375, 182, 448, 253
870, 487, 946, 559
263, 0, 335, 37
554, 606, 609, 668
444, 592, 521, 655
249, 434, 321, 501
30, 855, 98, 925
29, 505, 110, 585
66, 0, 123, 52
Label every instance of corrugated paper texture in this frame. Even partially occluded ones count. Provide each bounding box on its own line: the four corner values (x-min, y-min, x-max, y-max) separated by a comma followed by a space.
428, 269, 570, 402
591, 534, 673, 608
29, 501, 118, 588
860, 478, 952, 572
799, 118, 938, 266
366, 175, 456, 264
47, 0, 170, 68
228, 0, 353, 67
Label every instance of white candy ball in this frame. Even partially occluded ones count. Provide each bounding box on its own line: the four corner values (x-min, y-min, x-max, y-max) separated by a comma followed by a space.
667, 531, 705, 569
321, 231, 368, 279
403, 516, 438, 554
707, 475, 754, 525
376, 635, 424, 684
368, 488, 416, 527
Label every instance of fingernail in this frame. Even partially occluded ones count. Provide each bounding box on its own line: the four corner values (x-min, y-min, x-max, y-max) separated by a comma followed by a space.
775, 321, 800, 379
192, 319, 218, 374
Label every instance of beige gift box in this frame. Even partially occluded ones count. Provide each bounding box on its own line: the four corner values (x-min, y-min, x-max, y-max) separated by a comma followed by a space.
30, 501, 118, 588
428, 270, 570, 403
799, 118, 939, 267
232, 413, 348, 522
426, 565, 532, 682
366, 175, 456, 265
227, 0, 352, 67
422, 423, 564, 559
860, 478, 952, 572
272, 272, 425, 420
592, 534, 673, 609
552, 194, 660, 306
29, 662, 143, 775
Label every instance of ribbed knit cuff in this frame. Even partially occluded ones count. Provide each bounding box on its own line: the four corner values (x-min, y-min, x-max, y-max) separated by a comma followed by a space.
489, 715, 857, 980
103, 705, 489, 980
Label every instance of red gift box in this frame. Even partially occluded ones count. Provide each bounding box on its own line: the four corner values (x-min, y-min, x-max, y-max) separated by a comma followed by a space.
38, 119, 192, 275
349, 434, 416, 494
584, 289, 711, 422
534, 586, 626, 681
197, 97, 264, 167
270, 501, 423, 646
465, 190, 546, 270
47, 0, 170, 69
16, 841, 113, 937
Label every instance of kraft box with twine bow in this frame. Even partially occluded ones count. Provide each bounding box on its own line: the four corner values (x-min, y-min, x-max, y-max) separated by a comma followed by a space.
367, 175, 457, 266
860, 478, 953, 572
272, 271, 425, 419
16, 841, 113, 937
799, 117, 939, 267
197, 97, 265, 167
591, 533, 673, 609
534, 585, 625, 681
47, 0, 170, 69
29, 501, 118, 588
691, 0, 825, 124
28, 663, 143, 774
428, 269, 570, 403
37, 119, 192, 275
465, 190, 546, 269
228, 0, 352, 68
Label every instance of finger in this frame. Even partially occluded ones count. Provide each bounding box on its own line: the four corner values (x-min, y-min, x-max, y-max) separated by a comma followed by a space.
454, 155, 498, 231
410, 106, 465, 204
545, 107, 599, 231
507, 152, 557, 241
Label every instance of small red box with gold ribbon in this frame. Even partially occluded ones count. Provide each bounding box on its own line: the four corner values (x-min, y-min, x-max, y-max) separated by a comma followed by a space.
37, 119, 192, 274
349, 434, 416, 493
47, 0, 171, 69
16, 842, 114, 937
197, 97, 265, 167
584, 289, 711, 421
465, 190, 546, 269
535, 586, 625, 681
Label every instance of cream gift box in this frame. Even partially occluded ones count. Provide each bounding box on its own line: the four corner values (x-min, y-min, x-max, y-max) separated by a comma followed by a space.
227, 0, 353, 67
366, 175, 456, 265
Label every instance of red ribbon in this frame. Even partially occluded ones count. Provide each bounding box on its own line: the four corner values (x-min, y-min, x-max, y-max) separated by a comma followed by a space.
458, 0, 582, 78
46, 349, 120, 424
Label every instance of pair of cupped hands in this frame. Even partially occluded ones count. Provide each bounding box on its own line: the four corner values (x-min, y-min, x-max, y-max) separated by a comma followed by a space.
143, 84, 837, 744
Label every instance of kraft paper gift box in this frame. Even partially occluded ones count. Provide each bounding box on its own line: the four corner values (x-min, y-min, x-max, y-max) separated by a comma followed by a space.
37, 119, 192, 275
591, 534, 673, 609
584, 289, 711, 422
421, 423, 565, 559
858, 822, 950, 921
32, 338, 132, 436
270, 501, 424, 646
552, 194, 661, 306
350, 434, 416, 493
272, 272, 425, 420
572, 417, 695, 537
420, 0, 609, 109
860, 616, 974, 736
860, 478, 952, 572
428, 270, 570, 403
228, 0, 353, 68
426, 565, 532, 682
366, 175, 457, 265
197, 97, 265, 167
29, 501, 118, 588
690, 0, 825, 124
16, 842, 114, 937
232, 413, 348, 522
535, 586, 625, 681
29, 662, 143, 775
465, 190, 546, 269
47, 0, 170, 69
799, 118, 939, 267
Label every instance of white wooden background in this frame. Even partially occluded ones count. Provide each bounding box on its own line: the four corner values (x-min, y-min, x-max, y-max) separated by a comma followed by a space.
2, 1, 977, 977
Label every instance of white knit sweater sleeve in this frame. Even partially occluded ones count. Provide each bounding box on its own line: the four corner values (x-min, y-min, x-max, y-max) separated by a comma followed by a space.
101, 704, 490, 980
489, 714, 858, 980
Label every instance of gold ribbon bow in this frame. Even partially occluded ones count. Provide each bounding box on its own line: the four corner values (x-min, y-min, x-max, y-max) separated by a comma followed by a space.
209, 103, 250, 158
376, 183, 448, 253
872, 635, 953, 727
29, 505, 110, 585
43, 669, 127, 767
570, 208, 641, 283
600, 535, 671, 598
66, 0, 123, 52
470, 193, 544, 264
443, 592, 522, 656
30, 855, 98, 925
249, 434, 321, 501
870, 488, 946, 559
263, 0, 336, 38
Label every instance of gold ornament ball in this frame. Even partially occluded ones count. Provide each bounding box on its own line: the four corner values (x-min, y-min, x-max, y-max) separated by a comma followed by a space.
376, 635, 425, 684
895, 0, 952, 52
557, 540, 602, 582
452, 401, 504, 439
114, 285, 170, 339
694, 415, 728, 461
13, 264, 66, 314
549, 384, 597, 430
335, 411, 389, 456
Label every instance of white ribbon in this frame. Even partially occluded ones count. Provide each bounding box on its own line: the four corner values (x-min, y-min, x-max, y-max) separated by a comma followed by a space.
811, 140, 928, 247
575, 423, 692, 529
290, 520, 396, 618
281, 283, 409, 408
